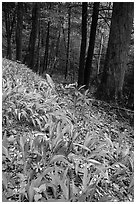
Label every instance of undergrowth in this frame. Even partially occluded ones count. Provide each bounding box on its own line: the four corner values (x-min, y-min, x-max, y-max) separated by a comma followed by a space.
2, 58, 134, 202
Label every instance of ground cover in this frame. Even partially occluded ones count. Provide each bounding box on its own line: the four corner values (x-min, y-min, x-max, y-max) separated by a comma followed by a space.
2, 58, 134, 202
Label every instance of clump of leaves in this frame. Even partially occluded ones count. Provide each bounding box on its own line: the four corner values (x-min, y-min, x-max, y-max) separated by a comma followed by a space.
3, 126, 133, 201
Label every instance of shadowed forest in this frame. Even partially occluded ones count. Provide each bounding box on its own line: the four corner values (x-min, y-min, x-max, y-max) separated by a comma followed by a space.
2, 2, 134, 202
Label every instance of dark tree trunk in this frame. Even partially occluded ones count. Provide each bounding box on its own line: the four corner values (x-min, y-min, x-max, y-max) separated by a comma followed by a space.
84, 2, 100, 89
65, 5, 71, 79
55, 30, 61, 61
52, 29, 61, 71
42, 21, 50, 74
16, 2, 23, 61
3, 3, 16, 60
97, 32, 104, 75
35, 18, 41, 73
97, 2, 134, 100
61, 23, 67, 52
78, 2, 87, 87
7, 37, 12, 60
24, 3, 39, 70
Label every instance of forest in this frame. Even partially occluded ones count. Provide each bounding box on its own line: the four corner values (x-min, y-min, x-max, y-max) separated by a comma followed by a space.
2, 2, 134, 202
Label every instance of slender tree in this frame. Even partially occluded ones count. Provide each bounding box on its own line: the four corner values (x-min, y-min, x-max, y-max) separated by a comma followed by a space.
3, 2, 16, 59
84, 2, 100, 89
41, 3, 53, 74
97, 2, 134, 100
65, 5, 71, 79
16, 2, 23, 61
97, 32, 104, 75
52, 28, 61, 71
61, 22, 67, 52
35, 18, 41, 73
24, 3, 39, 70
78, 2, 87, 87
42, 21, 50, 74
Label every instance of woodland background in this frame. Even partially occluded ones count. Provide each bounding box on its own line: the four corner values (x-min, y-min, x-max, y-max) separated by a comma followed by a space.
2, 2, 134, 108
2, 2, 134, 202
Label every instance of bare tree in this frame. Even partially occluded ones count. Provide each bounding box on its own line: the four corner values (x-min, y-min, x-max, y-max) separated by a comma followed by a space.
84, 2, 100, 89
78, 2, 87, 87
24, 3, 39, 70
97, 2, 134, 100
3, 2, 16, 59
65, 4, 71, 79
16, 2, 23, 61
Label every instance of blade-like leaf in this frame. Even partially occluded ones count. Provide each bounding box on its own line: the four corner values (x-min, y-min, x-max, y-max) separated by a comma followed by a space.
2, 146, 10, 159
2, 172, 8, 189
82, 164, 89, 191
73, 143, 91, 152
46, 74, 55, 89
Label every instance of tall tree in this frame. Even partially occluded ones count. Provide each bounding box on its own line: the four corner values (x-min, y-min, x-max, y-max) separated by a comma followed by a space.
65, 4, 71, 79
24, 3, 39, 70
97, 2, 134, 100
16, 2, 23, 61
35, 18, 41, 73
52, 28, 61, 72
3, 2, 16, 60
42, 21, 50, 74
84, 2, 100, 89
41, 3, 53, 74
78, 2, 87, 87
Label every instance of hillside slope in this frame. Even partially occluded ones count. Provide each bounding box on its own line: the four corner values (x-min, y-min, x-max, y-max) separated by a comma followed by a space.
2, 59, 134, 202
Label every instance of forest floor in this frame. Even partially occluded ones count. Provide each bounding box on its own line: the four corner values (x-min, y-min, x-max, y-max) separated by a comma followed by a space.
2, 58, 134, 202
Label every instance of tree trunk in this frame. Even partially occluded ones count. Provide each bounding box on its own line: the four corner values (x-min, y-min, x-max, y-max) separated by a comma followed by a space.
35, 18, 41, 73
42, 21, 50, 74
97, 32, 104, 75
78, 2, 87, 87
6, 36, 12, 60
16, 2, 23, 61
65, 5, 71, 79
84, 2, 100, 89
97, 2, 134, 100
3, 3, 16, 60
24, 3, 39, 70
61, 23, 67, 52
52, 28, 61, 72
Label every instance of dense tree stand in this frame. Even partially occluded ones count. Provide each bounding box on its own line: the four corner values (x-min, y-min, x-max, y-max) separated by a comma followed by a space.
96, 3, 134, 100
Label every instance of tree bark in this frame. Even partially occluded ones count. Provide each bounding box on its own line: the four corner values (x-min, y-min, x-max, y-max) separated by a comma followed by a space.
6, 37, 12, 60
3, 3, 16, 60
42, 21, 50, 74
97, 2, 134, 100
65, 5, 71, 79
35, 18, 41, 73
84, 2, 100, 89
97, 32, 104, 75
16, 2, 23, 61
24, 3, 39, 70
78, 2, 87, 87
52, 28, 61, 72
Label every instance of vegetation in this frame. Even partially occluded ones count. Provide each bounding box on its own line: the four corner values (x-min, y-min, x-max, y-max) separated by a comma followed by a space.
2, 2, 134, 108
2, 58, 134, 202
2, 2, 134, 202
